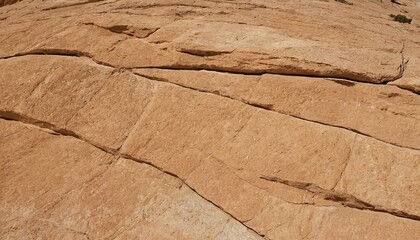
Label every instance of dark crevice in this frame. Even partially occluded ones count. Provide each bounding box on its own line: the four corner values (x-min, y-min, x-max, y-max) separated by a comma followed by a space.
137, 65, 268, 76
83, 22, 160, 39
2, 49, 92, 59
177, 49, 234, 57
1, 49, 117, 68
329, 79, 356, 87
260, 175, 420, 221
142, 27, 160, 38
0, 110, 117, 155
114, 3, 210, 11
135, 64, 407, 88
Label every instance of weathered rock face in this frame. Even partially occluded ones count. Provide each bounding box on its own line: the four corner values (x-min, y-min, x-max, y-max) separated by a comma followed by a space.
0, 0, 419, 239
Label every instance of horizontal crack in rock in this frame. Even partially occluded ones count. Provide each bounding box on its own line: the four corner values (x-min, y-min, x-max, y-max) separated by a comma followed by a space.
115, 3, 210, 11
177, 48, 234, 57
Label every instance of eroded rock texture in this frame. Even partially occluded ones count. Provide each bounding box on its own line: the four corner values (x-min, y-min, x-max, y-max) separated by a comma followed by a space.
1, 0, 420, 239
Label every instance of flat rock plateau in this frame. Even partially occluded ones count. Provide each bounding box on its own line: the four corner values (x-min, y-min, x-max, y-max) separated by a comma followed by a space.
1, 0, 420, 239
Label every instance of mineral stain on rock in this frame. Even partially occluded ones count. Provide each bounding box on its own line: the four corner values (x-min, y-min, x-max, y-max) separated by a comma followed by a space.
0, 0, 419, 239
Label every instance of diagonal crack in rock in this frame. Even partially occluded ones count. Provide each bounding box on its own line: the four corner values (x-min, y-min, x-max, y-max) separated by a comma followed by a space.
260, 175, 420, 221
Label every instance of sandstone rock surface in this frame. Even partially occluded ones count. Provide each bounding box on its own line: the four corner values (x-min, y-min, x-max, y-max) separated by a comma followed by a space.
1, 0, 420, 239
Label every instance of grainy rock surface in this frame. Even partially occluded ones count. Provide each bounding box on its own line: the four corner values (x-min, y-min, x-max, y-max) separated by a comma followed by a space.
0, 0, 420, 239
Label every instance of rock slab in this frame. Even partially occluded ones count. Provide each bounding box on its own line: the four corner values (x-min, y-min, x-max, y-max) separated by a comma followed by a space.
0, 0, 420, 239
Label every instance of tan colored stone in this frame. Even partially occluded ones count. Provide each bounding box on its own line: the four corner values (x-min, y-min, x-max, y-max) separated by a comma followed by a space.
121, 81, 254, 178
336, 135, 420, 217
1, 0, 420, 238
0, 119, 112, 231
249, 74, 420, 149
0, 119, 261, 239
0, 55, 154, 149
120, 82, 354, 189
186, 156, 420, 239
134, 68, 420, 149
1, 53, 418, 231
133, 68, 260, 102
0, 1, 413, 83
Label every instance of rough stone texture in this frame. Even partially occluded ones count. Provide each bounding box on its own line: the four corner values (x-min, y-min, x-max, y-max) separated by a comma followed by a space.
1, 0, 420, 239
0, 120, 261, 239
